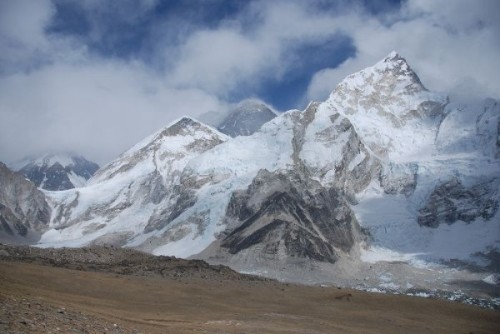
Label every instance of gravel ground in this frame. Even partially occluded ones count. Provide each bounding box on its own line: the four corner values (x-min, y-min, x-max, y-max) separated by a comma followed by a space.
0, 244, 268, 282
0, 293, 140, 334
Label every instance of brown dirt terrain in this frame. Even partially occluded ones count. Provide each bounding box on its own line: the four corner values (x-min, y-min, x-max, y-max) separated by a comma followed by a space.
0, 245, 499, 333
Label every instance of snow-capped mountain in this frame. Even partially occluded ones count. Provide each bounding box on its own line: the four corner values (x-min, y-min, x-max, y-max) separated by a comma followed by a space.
14, 153, 99, 190
0, 162, 51, 244
201, 99, 277, 137
3, 52, 498, 294
41, 117, 228, 248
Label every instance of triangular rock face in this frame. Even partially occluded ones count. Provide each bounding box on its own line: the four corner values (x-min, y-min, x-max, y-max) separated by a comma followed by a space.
219, 170, 362, 264
217, 100, 277, 137
7, 52, 497, 293
15, 153, 99, 190
0, 162, 51, 244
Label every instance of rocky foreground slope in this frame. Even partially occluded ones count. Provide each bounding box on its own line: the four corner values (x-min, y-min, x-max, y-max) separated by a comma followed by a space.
0, 52, 498, 296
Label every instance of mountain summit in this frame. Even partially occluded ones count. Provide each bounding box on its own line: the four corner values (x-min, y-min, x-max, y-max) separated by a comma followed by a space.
217, 99, 277, 137
328, 52, 448, 161
14, 153, 99, 191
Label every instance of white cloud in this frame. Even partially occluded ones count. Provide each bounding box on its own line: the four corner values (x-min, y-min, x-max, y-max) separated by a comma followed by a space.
0, 60, 226, 164
0, 0, 55, 72
167, 0, 347, 98
0, 0, 227, 164
168, 28, 273, 96
0, 0, 53, 47
307, 0, 500, 102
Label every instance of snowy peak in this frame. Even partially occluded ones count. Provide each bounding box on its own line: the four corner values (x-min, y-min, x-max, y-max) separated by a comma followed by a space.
15, 153, 99, 190
13, 153, 88, 170
217, 99, 277, 137
232, 99, 276, 116
90, 116, 227, 183
332, 51, 427, 105
327, 52, 448, 161
125, 116, 225, 155
378, 51, 425, 89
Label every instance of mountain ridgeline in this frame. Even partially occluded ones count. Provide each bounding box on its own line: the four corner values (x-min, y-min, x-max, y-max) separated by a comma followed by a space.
0, 52, 498, 292
14, 153, 99, 190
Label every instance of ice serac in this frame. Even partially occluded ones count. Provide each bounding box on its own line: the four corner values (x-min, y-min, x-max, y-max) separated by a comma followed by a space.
0, 162, 51, 244
15, 153, 99, 190
217, 99, 277, 137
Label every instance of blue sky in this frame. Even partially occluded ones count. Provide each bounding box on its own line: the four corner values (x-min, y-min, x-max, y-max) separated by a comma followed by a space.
43, 0, 402, 109
0, 0, 499, 164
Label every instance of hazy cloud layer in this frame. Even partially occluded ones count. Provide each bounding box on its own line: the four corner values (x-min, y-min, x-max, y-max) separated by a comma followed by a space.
0, 0, 498, 164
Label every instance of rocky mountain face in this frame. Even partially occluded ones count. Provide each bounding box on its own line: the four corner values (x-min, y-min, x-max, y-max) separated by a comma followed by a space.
15, 153, 99, 190
2, 52, 499, 293
0, 162, 51, 244
418, 178, 499, 228
219, 169, 362, 263
202, 99, 277, 137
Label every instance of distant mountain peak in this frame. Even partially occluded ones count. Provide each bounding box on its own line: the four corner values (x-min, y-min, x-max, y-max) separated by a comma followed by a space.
217, 99, 277, 137
385, 50, 401, 61
234, 99, 276, 113
162, 116, 211, 137
15, 152, 99, 191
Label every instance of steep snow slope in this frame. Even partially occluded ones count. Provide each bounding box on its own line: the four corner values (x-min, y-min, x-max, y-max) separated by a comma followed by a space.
14, 153, 99, 190
328, 52, 449, 162
436, 98, 499, 158
40, 118, 228, 249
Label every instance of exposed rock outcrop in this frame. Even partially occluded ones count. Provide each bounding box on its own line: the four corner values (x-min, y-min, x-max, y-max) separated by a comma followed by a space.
220, 170, 362, 263
16, 153, 99, 190
0, 162, 51, 243
418, 178, 499, 227
217, 99, 276, 137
